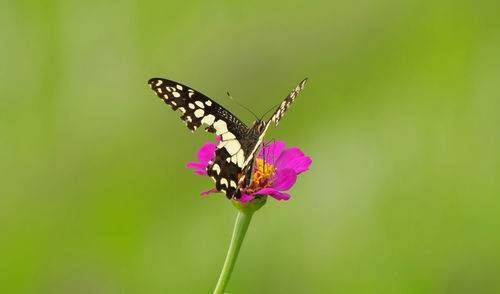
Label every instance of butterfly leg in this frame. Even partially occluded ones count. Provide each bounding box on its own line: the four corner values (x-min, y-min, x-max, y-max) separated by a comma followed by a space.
260, 138, 277, 173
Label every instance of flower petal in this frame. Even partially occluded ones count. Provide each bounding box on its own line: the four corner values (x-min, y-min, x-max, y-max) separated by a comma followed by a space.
269, 191, 290, 201
193, 170, 208, 176
237, 191, 256, 203
253, 187, 279, 195
276, 147, 311, 173
197, 142, 217, 166
200, 188, 219, 196
272, 168, 297, 191
258, 141, 286, 161
248, 188, 290, 200
286, 156, 312, 174
253, 188, 291, 201
185, 162, 205, 170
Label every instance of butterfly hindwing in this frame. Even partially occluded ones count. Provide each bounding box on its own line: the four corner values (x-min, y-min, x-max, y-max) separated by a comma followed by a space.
207, 147, 243, 199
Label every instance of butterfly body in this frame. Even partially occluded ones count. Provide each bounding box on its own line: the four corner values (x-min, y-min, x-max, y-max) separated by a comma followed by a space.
148, 77, 307, 199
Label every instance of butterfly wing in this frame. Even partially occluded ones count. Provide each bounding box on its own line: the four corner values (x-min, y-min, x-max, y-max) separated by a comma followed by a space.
148, 78, 248, 135
238, 78, 308, 188
148, 78, 250, 199
269, 77, 308, 127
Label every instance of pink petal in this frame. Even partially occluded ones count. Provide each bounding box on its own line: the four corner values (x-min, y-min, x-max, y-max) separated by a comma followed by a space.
253, 187, 279, 195
236, 191, 256, 203
200, 188, 219, 196
269, 192, 290, 201
272, 168, 297, 191
285, 156, 312, 173
276, 147, 310, 173
258, 141, 286, 162
197, 143, 217, 166
193, 170, 208, 176
251, 187, 291, 201
185, 162, 205, 170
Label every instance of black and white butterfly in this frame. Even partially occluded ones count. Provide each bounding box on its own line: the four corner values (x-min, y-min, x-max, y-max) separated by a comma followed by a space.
148, 77, 307, 199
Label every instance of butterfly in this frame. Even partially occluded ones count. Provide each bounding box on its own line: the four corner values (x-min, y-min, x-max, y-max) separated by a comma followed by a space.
148, 77, 307, 199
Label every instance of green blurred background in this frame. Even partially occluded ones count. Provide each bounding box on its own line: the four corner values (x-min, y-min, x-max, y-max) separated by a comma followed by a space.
1, 0, 499, 293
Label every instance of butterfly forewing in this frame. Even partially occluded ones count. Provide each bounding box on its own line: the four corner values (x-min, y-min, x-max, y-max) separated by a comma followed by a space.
270, 78, 308, 126
148, 78, 248, 135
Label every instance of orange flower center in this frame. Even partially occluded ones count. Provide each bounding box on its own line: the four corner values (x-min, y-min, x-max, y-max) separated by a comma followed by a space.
245, 158, 277, 194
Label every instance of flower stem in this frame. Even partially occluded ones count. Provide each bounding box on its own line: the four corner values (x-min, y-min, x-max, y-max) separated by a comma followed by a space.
213, 211, 253, 294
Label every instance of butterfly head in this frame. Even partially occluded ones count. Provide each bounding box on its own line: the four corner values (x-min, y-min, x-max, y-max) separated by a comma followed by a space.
248, 120, 267, 138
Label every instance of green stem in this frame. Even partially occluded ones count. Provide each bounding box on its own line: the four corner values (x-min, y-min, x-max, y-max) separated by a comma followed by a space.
213, 211, 253, 294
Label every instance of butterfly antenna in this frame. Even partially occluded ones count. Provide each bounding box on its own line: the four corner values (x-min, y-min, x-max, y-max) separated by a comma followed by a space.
260, 102, 281, 121
227, 92, 259, 120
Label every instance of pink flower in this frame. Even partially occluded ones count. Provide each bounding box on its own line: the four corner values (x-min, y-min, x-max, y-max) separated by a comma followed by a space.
186, 139, 311, 203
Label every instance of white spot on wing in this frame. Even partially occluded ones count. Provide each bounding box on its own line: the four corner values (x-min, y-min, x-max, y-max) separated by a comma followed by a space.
222, 132, 236, 141
212, 164, 221, 175
195, 101, 205, 108
205, 100, 212, 106
171, 101, 177, 106
213, 120, 228, 135
176, 84, 183, 90
155, 80, 162, 86
218, 140, 228, 149
194, 109, 204, 118
225, 140, 241, 156
172, 92, 181, 98
188, 92, 194, 98
188, 103, 195, 109
221, 178, 228, 187
230, 180, 237, 188
179, 107, 186, 113
201, 114, 215, 125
